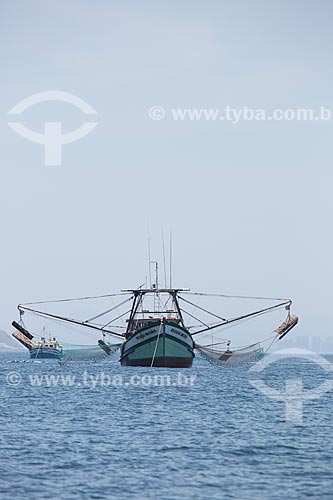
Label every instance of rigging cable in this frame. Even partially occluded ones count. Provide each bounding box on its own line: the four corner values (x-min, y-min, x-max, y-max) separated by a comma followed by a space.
83, 296, 134, 323
22, 292, 130, 306
191, 300, 291, 335
17, 305, 124, 338
181, 292, 290, 302
178, 295, 227, 321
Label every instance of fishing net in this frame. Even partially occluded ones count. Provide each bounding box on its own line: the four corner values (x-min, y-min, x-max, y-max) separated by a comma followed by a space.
59, 343, 121, 361
195, 343, 264, 367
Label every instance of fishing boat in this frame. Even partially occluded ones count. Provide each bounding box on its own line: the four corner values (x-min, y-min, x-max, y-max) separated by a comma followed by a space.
119, 289, 195, 367
11, 261, 299, 367
11, 321, 118, 361
29, 337, 63, 359
12, 323, 63, 359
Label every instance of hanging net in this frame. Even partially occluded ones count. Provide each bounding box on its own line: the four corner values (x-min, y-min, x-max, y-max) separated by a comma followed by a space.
59, 343, 121, 361
195, 342, 264, 367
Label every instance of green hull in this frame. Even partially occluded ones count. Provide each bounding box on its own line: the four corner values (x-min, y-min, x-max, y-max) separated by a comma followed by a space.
120, 321, 194, 368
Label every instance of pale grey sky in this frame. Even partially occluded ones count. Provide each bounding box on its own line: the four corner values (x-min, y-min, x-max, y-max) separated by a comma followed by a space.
1, 1, 332, 346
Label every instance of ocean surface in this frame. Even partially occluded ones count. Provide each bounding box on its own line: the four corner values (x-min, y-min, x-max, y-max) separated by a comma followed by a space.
0, 350, 332, 500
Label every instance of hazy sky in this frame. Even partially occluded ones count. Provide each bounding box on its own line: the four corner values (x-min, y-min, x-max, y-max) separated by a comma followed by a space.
1, 1, 332, 345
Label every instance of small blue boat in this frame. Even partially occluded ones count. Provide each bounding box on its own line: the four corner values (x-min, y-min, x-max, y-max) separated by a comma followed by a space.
12, 323, 63, 359
29, 337, 63, 359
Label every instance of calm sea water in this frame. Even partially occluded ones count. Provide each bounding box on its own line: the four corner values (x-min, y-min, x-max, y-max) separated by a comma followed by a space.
0, 351, 332, 500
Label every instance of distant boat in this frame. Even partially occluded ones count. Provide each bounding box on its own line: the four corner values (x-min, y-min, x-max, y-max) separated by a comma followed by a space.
12, 323, 62, 359
29, 337, 63, 359
11, 321, 118, 361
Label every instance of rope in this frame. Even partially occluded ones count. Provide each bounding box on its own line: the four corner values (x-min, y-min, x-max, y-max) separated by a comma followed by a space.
34, 342, 42, 358
150, 318, 163, 367
197, 332, 279, 351
178, 295, 227, 321
181, 292, 290, 302
18, 306, 124, 338
264, 335, 279, 354
22, 292, 130, 306
192, 300, 291, 336
83, 297, 133, 323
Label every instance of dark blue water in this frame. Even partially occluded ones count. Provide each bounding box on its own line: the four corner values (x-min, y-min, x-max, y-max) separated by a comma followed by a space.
1, 351, 332, 500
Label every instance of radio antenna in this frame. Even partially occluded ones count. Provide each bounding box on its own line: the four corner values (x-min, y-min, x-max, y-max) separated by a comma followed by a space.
169, 230, 173, 289
148, 224, 152, 289
162, 226, 167, 288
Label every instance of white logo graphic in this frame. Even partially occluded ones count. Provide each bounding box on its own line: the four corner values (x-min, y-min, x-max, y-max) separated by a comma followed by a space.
249, 349, 333, 424
8, 91, 98, 166
6, 371, 22, 385
148, 105, 165, 121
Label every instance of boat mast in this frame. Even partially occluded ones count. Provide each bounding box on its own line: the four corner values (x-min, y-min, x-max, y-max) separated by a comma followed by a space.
162, 227, 168, 289
169, 230, 172, 289
150, 261, 159, 312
